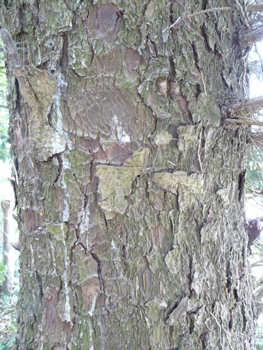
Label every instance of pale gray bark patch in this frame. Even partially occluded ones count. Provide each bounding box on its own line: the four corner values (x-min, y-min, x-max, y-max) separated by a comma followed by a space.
1, 199, 16, 294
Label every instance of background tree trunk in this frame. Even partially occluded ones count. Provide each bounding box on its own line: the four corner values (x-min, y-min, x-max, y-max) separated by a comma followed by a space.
1, 0, 257, 349
1, 199, 15, 294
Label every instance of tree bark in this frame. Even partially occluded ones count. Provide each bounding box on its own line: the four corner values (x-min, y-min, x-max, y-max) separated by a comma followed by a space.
1, 199, 15, 294
1, 0, 257, 349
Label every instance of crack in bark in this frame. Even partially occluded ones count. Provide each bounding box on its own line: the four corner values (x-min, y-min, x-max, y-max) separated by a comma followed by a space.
43, 153, 63, 186
123, 174, 139, 209
164, 299, 178, 323
192, 43, 200, 71
87, 38, 95, 67
53, 154, 63, 185
72, 173, 85, 195
142, 0, 152, 18
136, 86, 158, 132
47, 100, 55, 128
188, 314, 195, 334
167, 56, 176, 103
238, 169, 246, 201
200, 330, 208, 349
36, 0, 40, 26
90, 250, 105, 294
149, 37, 158, 57
188, 255, 193, 297
226, 260, 232, 294
202, 0, 207, 11
36, 269, 44, 300
168, 56, 176, 80
233, 288, 238, 301
200, 23, 212, 53
83, 194, 89, 212
71, 221, 88, 253
9, 178, 18, 210
241, 303, 247, 331
169, 1, 174, 26
60, 33, 69, 71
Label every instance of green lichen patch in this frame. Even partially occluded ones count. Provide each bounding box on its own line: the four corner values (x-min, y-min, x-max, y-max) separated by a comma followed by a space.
14, 65, 57, 119
153, 171, 203, 195
65, 150, 92, 185
46, 223, 68, 241
154, 130, 173, 146
96, 149, 149, 216
96, 165, 140, 216
189, 93, 221, 126
165, 248, 181, 274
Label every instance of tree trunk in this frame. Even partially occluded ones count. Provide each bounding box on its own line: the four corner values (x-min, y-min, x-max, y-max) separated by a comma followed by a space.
1, 0, 256, 349
1, 199, 15, 294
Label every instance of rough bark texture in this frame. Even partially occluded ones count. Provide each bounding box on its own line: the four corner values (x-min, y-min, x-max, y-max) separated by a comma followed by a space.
1, 199, 15, 294
0, 0, 257, 349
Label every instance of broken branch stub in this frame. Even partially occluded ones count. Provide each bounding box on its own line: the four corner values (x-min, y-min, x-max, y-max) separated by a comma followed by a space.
248, 4, 263, 13
240, 26, 263, 47
226, 96, 263, 118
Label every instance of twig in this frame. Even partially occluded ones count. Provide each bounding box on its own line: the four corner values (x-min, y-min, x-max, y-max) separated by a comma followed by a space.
200, 71, 207, 97
233, 0, 251, 28
163, 7, 231, 32
210, 310, 234, 350
0, 104, 8, 109
247, 0, 258, 12
246, 183, 263, 196
167, 160, 176, 167
224, 118, 263, 126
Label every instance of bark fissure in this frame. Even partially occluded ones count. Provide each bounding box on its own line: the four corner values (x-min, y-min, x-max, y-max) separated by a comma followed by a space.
200, 24, 212, 53
90, 250, 105, 295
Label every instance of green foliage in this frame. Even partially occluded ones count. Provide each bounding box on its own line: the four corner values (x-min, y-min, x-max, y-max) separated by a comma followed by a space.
0, 260, 6, 283
0, 243, 6, 283
0, 293, 17, 350
257, 324, 263, 350
0, 334, 16, 350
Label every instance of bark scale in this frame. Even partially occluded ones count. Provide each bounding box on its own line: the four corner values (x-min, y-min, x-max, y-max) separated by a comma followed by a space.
0, 0, 257, 349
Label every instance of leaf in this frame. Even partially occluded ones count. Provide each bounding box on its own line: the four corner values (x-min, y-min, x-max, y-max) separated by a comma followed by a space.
6, 335, 16, 346
0, 343, 9, 350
